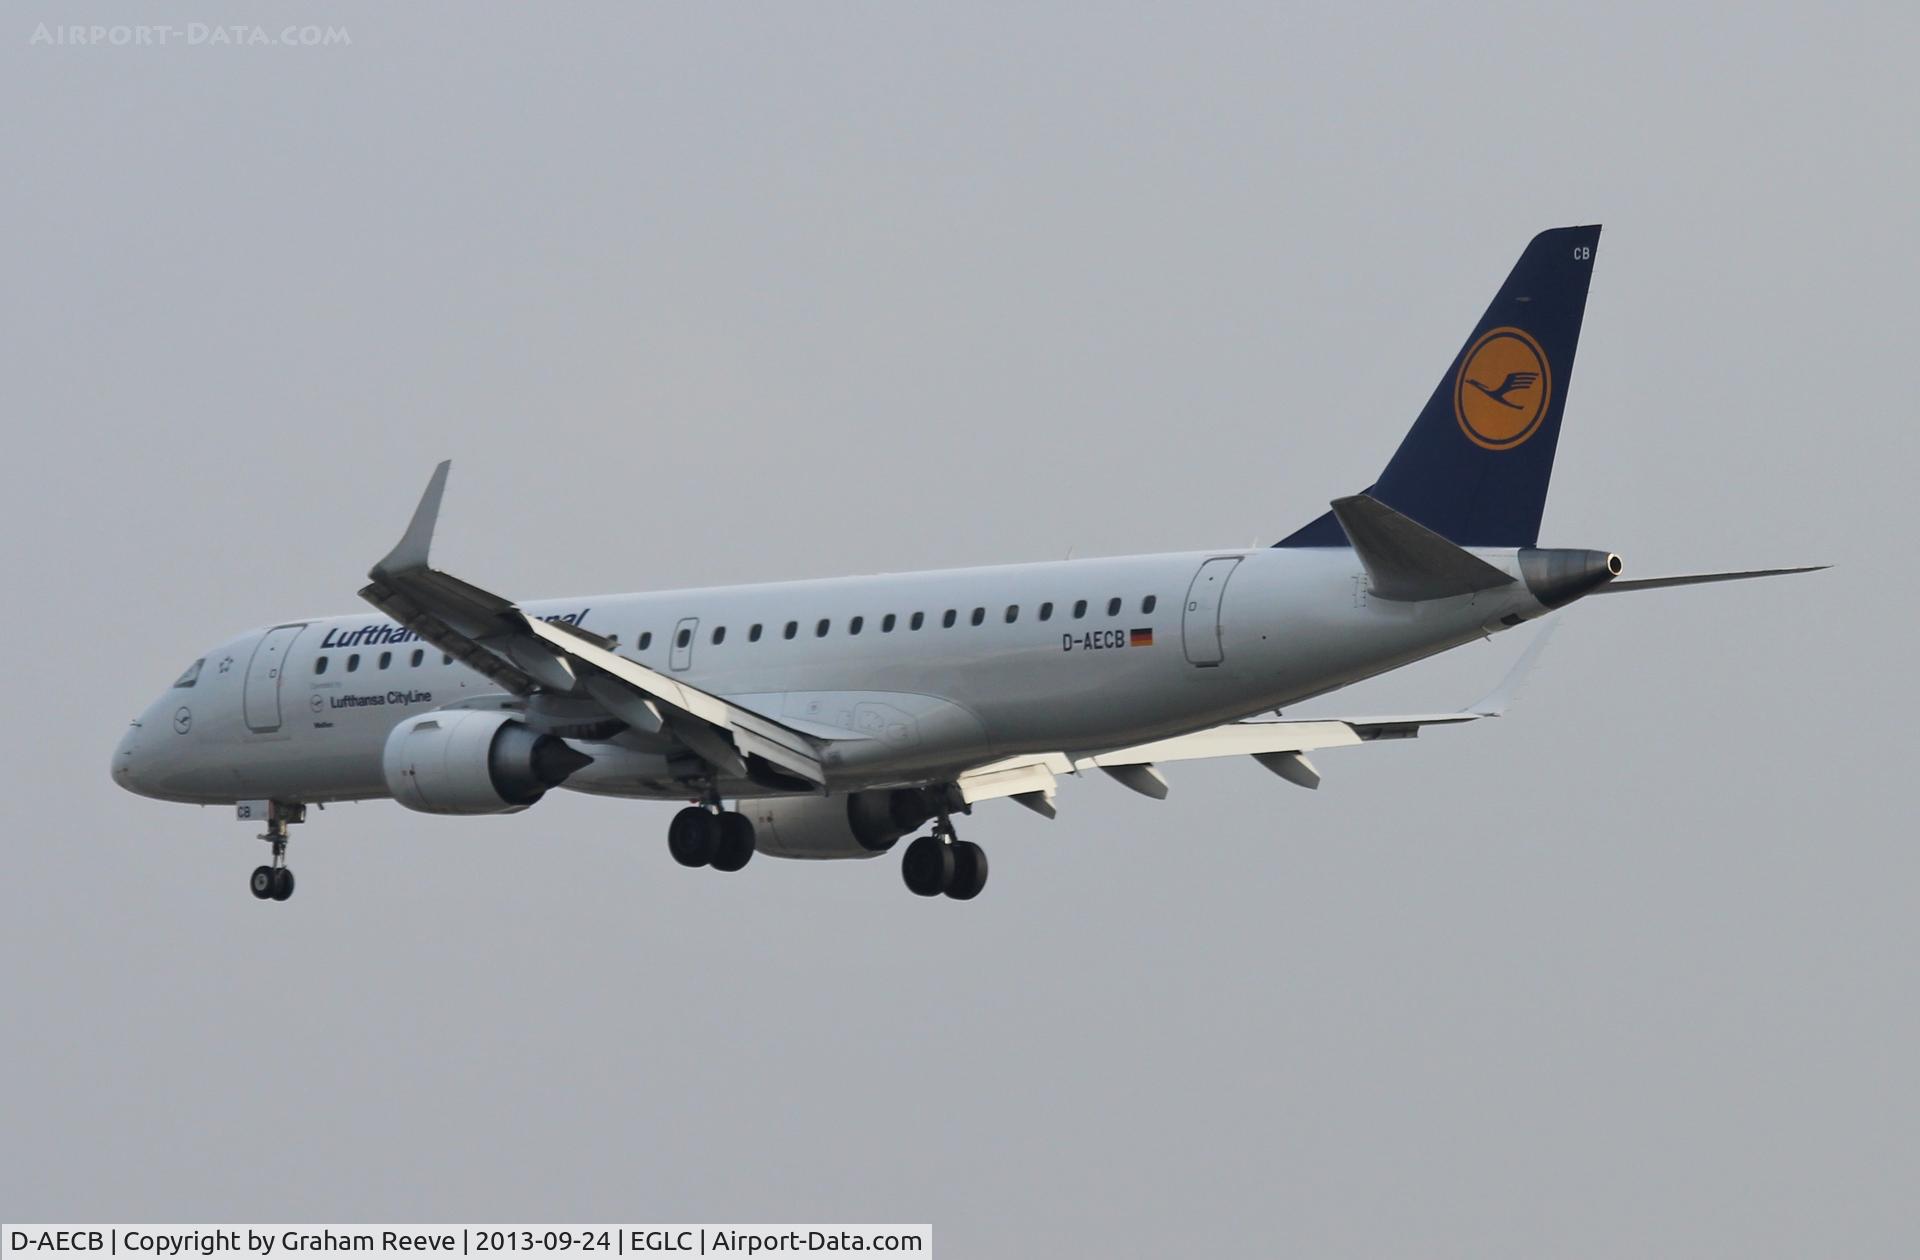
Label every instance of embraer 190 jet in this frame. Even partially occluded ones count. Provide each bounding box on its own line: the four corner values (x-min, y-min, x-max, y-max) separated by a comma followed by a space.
113, 226, 1820, 902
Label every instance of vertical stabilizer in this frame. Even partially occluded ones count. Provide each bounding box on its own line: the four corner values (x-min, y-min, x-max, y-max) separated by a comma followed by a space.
1278, 226, 1600, 548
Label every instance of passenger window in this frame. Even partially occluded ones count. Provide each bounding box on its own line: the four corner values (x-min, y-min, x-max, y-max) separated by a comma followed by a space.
1004, 605, 1019, 623
1142, 595, 1157, 614
676, 628, 692, 649
943, 609, 957, 628
378, 651, 392, 670
910, 612, 925, 630
784, 621, 798, 640
816, 618, 830, 638
1073, 599, 1088, 619
749, 624, 763, 642
849, 616, 864, 635
411, 649, 424, 667
347, 654, 360, 672
1107, 597, 1122, 617
971, 607, 985, 626
712, 626, 726, 645
882, 614, 896, 632
314, 657, 328, 677
1039, 602, 1053, 621
638, 631, 653, 651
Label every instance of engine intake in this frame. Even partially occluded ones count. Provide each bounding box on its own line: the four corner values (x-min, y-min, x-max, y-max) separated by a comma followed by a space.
383, 710, 593, 815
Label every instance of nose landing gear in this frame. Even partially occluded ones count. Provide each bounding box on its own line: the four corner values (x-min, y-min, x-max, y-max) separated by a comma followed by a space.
244, 801, 304, 902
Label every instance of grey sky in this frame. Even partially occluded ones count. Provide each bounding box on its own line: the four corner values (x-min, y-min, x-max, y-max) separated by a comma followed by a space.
4, 3, 1915, 1255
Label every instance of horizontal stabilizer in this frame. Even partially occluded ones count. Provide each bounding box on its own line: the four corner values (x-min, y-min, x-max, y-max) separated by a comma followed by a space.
1331, 494, 1517, 602
1595, 565, 1828, 593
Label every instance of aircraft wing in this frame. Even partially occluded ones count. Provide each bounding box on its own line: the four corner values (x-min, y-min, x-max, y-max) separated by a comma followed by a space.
956, 624, 1554, 811
358, 462, 826, 787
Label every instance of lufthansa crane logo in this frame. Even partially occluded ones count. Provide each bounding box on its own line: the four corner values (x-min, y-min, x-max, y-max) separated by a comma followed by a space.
1454, 326, 1551, 450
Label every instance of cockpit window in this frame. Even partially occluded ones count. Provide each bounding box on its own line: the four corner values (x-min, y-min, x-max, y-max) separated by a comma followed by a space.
173, 659, 204, 688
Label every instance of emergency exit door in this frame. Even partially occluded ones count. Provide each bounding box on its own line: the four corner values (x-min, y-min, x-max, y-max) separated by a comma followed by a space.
669, 617, 699, 672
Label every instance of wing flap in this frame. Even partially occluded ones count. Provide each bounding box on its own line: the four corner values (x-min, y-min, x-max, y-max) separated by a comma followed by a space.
957, 624, 1555, 805
955, 759, 1062, 807
1088, 719, 1362, 766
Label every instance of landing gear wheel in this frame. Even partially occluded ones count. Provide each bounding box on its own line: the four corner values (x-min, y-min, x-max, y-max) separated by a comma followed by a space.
249, 803, 305, 902
668, 806, 720, 867
711, 812, 756, 872
902, 835, 954, 897
946, 841, 988, 900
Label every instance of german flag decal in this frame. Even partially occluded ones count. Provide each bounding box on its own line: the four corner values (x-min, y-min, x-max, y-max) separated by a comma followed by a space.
1129, 627, 1154, 647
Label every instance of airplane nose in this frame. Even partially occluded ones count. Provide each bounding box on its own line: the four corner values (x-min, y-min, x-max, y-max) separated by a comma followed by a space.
111, 721, 145, 794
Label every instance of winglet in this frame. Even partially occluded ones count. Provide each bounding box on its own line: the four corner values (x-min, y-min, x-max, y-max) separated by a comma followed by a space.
373, 460, 451, 579
1470, 621, 1557, 717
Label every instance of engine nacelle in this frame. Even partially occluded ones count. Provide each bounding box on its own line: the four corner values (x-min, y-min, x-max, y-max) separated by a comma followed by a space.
382, 710, 593, 815
742, 789, 938, 860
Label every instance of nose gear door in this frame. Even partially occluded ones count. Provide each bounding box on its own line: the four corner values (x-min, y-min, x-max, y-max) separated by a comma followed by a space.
244, 623, 307, 733
1181, 557, 1240, 667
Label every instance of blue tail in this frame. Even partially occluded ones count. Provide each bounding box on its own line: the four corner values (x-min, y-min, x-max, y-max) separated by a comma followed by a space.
1277, 225, 1601, 549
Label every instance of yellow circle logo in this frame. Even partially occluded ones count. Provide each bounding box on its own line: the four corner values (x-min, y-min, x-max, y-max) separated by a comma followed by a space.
1455, 326, 1551, 450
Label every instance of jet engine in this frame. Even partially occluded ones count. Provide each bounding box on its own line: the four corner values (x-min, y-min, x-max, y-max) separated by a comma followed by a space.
742, 789, 938, 860
382, 709, 593, 815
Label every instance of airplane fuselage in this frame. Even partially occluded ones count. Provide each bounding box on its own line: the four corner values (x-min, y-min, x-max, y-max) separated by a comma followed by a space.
112, 544, 1567, 808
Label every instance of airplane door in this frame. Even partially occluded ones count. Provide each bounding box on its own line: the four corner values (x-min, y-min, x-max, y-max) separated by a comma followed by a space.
244, 623, 306, 732
1181, 558, 1240, 667
669, 616, 699, 672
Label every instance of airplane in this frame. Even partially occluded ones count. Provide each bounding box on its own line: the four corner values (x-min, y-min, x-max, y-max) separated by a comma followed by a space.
111, 225, 1822, 903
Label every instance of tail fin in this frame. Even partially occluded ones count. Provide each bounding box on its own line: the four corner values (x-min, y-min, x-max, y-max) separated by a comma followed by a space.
1278, 225, 1601, 548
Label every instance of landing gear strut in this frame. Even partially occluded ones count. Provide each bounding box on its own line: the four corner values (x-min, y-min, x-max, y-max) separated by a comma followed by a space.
668, 801, 756, 872
901, 807, 988, 901
247, 802, 304, 902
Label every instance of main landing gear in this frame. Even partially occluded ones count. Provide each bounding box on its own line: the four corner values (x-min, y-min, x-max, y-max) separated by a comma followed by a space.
901, 809, 988, 901
667, 803, 757, 873
247, 802, 304, 902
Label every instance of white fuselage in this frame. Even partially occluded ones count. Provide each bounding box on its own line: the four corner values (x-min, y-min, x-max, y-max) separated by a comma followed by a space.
112, 545, 1551, 806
